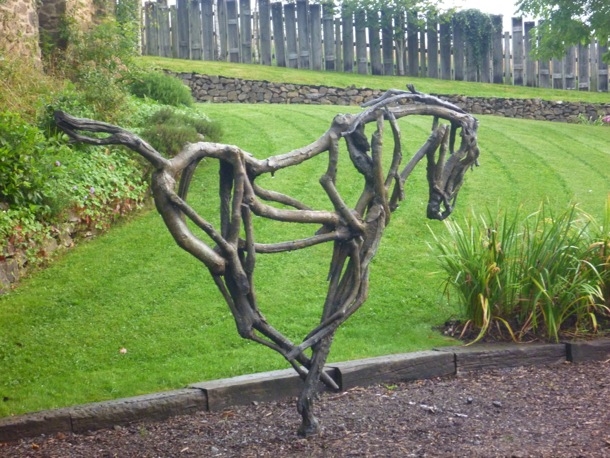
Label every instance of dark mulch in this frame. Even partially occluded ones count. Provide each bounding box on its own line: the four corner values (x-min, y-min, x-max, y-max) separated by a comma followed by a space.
1, 360, 609, 457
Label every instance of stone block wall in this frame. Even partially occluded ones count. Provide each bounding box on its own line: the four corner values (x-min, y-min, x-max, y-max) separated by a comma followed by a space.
177, 73, 610, 123
0, 0, 41, 60
1, 0, 99, 61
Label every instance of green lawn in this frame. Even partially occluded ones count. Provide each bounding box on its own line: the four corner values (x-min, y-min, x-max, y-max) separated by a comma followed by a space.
0, 102, 609, 418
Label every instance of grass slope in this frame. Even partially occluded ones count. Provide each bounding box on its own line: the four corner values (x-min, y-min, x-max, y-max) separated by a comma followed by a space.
140, 56, 610, 104
0, 103, 609, 418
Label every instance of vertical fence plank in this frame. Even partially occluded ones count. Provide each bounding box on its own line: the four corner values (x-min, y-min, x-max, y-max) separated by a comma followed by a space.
453, 15, 464, 81
564, 46, 576, 89
144, 2, 158, 56
176, 0, 190, 59
158, 0, 171, 58
201, 0, 214, 60
341, 5, 354, 73
369, 11, 382, 75
480, 31, 491, 83
419, 25, 426, 76
296, 0, 311, 69
381, 9, 393, 75
552, 57, 563, 89
598, 45, 609, 92
170, 5, 178, 57
189, 0, 203, 60
539, 58, 550, 88
524, 21, 536, 87
216, 0, 227, 60
310, 3, 322, 71
226, 0, 240, 62
355, 10, 367, 74
577, 43, 589, 91
407, 11, 419, 76
271, 2, 285, 67
503, 31, 511, 84
259, 0, 272, 65
394, 11, 406, 76
239, 0, 252, 63
334, 18, 342, 71
426, 13, 438, 78
491, 15, 503, 83
322, 3, 335, 71
284, 3, 298, 68
465, 42, 476, 82
512, 17, 524, 85
439, 18, 450, 80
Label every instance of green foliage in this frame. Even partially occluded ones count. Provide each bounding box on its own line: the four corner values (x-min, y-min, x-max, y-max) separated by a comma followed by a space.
128, 71, 194, 107
431, 202, 610, 343
0, 112, 66, 212
452, 9, 494, 72
47, 18, 139, 123
517, 0, 610, 62
139, 108, 223, 157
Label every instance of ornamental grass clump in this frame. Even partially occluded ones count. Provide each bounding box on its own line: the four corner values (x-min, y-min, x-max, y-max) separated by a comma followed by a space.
431, 200, 610, 343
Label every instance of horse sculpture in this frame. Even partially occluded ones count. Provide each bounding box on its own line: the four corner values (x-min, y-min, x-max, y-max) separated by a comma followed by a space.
55, 85, 479, 436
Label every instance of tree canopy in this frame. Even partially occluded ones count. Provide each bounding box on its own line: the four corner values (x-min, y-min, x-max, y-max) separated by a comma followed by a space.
516, 0, 610, 61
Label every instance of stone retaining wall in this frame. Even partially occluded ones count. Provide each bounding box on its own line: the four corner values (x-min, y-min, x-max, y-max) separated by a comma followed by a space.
176, 72, 610, 123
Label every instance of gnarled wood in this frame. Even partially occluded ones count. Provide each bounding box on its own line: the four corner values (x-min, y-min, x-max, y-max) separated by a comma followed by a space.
54, 86, 479, 436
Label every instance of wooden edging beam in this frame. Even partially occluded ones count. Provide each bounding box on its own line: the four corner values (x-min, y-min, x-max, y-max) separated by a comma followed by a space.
1, 340, 608, 443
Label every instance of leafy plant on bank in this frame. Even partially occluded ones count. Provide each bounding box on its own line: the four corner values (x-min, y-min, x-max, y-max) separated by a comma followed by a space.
139, 108, 223, 158
430, 201, 610, 343
127, 71, 194, 107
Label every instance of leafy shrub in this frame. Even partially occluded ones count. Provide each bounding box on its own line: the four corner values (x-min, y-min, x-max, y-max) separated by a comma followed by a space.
139, 108, 223, 157
128, 71, 194, 107
0, 112, 66, 212
430, 202, 610, 343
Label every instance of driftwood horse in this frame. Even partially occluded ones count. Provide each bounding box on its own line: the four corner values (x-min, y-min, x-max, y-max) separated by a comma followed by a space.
55, 85, 479, 436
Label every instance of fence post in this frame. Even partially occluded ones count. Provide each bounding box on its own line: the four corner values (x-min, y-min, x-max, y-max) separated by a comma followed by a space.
239, 0, 252, 63
226, 0, 240, 62
189, 0, 203, 60
271, 2, 286, 67
216, 0, 228, 60
465, 42, 476, 82
564, 46, 576, 89
258, 0, 272, 65
368, 10, 382, 75
504, 31, 511, 84
598, 45, 609, 92
322, 3, 335, 71
394, 11, 406, 76
334, 18, 342, 71
552, 57, 563, 89
577, 43, 590, 91
380, 9, 393, 75
539, 57, 551, 88
407, 10, 419, 77
439, 17, 450, 80
201, 0, 214, 60
284, 3, 298, 68
144, 2, 158, 56
523, 21, 536, 86
296, 0, 311, 69
419, 24, 426, 76
176, 0, 190, 59
491, 15, 503, 83
310, 3, 322, 71
355, 10, 367, 74
512, 17, 524, 86
426, 12, 438, 78
158, 0, 171, 58
341, 4, 354, 72
453, 15, 464, 81
170, 5, 178, 57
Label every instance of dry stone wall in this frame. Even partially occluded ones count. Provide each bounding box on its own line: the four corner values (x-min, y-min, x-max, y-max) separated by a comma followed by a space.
177, 72, 610, 123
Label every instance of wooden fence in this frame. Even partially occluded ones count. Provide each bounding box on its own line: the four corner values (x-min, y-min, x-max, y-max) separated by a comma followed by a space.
142, 0, 609, 92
